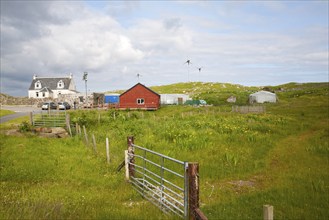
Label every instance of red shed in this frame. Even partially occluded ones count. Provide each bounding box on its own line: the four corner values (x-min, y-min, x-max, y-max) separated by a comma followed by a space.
119, 83, 160, 110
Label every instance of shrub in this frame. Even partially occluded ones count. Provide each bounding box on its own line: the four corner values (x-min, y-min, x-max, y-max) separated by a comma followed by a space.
18, 121, 32, 132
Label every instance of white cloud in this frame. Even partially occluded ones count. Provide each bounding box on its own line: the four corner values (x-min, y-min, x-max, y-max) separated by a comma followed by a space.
0, 0, 328, 96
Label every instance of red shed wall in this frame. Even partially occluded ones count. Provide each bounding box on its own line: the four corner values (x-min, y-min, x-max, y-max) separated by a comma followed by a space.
119, 84, 160, 110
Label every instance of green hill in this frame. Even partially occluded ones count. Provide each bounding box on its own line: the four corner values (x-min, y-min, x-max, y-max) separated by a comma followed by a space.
108, 82, 328, 106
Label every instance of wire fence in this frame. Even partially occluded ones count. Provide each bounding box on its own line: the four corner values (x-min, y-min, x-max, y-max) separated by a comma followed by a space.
232, 105, 266, 114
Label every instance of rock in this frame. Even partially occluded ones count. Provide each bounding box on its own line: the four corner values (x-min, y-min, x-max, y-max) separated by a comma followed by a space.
5, 129, 23, 137
33, 127, 42, 133
34, 126, 68, 138
57, 132, 69, 138
227, 96, 236, 103
41, 127, 52, 133
51, 127, 67, 134
39, 133, 58, 138
51, 127, 69, 138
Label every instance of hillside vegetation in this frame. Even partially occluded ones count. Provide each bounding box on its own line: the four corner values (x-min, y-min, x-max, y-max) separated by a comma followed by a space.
1, 82, 328, 219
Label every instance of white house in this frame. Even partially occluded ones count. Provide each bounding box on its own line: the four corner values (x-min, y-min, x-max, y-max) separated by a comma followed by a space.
28, 73, 79, 99
249, 91, 277, 104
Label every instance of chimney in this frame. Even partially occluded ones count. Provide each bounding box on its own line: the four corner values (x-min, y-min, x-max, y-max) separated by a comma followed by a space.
69, 73, 73, 79
33, 74, 37, 80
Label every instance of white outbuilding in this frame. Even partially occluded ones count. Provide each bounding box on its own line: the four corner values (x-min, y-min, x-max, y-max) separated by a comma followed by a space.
249, 91, 277, 104
160, 94, 191, 105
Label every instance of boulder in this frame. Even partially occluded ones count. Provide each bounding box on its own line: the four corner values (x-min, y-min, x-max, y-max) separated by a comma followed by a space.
34, 127, 69, 138
227, 96, 236, 103
40, 127, 52, 133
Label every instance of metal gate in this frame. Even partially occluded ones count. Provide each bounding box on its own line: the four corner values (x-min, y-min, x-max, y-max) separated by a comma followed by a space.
32, 110, 67, 127
127, 143, 188, 219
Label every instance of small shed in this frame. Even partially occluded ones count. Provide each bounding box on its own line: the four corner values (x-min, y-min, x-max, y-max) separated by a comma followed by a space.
249, 91, 277, 104
93, 93, 105, 107
160, 94, 191, 105
105, 94, 120, 104
119, 83, 160, 110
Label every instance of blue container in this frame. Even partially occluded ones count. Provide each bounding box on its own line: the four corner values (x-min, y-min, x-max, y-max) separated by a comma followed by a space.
105, 95, 119, 104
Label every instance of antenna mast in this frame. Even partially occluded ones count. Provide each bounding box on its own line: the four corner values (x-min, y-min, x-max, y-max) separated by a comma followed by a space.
137, 73, 142, 83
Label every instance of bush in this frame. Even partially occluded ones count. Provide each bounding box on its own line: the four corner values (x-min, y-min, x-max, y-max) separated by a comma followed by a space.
18, 121, 32, 132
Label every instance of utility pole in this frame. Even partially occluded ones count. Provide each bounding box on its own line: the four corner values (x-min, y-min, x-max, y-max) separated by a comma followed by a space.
83, 72, 88, 107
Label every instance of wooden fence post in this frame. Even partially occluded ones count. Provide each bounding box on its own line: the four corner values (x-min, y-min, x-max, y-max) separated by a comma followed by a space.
29, 112, 33, 126
127, 136, 135, 178
188, 162, 199, 220
83, 125, 88, 146
106, 137, 110, 164
66, 113, 72, 137
263, 205, 273, 220
125, 150, 129, 181
188, 162, 208, 220
92, 134, 98, 154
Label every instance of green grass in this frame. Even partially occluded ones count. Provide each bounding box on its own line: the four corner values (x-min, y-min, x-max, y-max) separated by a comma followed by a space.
0, 109, 15, 117
0, 133, 169, 220
1, 82, 328, 219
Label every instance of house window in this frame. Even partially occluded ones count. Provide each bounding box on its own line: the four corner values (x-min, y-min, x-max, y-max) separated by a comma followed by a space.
57, 80, 64, 89
137, 98, 145, 105
35, 81, 41, 89
43, 92, 46, 97
36, 92, 39, 97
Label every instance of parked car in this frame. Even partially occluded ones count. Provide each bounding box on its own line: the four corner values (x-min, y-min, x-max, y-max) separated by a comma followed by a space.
41, 102, 57, 110
58, 102, 71, 110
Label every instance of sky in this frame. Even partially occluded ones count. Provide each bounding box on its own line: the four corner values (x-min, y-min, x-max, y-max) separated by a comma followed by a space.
1, 0, 328, 97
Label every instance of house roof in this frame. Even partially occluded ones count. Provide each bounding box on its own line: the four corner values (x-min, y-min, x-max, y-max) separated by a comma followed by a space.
120, 83, 160, 97
39, 87, 53, 93
250, 91, 276, 96
29, 76, 72, 90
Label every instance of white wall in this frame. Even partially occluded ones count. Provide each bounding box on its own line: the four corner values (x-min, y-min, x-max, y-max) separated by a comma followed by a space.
160, 94, 191, 105
29, 89, 78, 99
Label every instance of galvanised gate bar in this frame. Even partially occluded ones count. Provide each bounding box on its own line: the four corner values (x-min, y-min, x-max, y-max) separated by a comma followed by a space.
127, 143, 187, 218
125, 136, 207, 220
31, 110, 67, 127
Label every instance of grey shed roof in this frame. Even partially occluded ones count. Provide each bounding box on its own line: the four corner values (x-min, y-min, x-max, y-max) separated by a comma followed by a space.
29, 77, 72, 90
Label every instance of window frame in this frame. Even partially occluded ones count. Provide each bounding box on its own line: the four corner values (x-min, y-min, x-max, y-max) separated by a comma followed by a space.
57, 80, 64, 89
35, 81, 41, 89
136, 98, 145, 105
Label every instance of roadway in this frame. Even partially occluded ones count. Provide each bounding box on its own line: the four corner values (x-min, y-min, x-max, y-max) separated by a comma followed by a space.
0, 105, 41, 124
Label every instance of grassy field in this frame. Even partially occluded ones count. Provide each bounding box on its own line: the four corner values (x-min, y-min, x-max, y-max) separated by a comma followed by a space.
0, 109, 15, 117
1, 82, 328, 219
